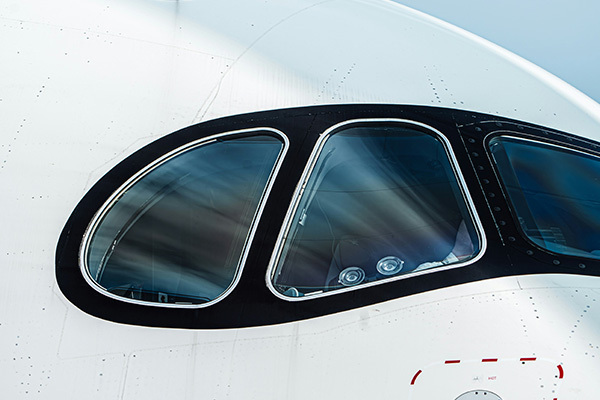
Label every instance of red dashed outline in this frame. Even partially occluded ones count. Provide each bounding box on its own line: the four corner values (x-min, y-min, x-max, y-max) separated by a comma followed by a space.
410, 357, 565, 394
410, 370, 422, 385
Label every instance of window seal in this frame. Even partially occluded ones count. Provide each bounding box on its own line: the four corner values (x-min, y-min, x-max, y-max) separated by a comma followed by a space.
79, 127, 289, 309
265, 118, 487, 302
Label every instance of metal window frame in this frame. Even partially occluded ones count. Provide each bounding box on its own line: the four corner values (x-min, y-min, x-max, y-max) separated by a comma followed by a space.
79, 127, 289, 309
266, 118, 487, 302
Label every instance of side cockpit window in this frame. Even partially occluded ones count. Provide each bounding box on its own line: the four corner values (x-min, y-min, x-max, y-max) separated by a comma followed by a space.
490, 136, 600, 260
83, 132, 285, 306
269, 121, 482, 299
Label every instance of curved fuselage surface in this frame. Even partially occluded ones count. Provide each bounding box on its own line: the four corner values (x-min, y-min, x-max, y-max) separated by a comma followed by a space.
2, 0, 600, 398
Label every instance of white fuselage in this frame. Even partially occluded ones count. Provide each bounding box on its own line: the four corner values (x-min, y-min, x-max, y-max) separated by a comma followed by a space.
2, 0, 600, 398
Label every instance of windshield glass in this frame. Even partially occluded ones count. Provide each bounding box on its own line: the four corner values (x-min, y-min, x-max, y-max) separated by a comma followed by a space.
85, 134, 283, 305
490, 136, 600, 259
271, 123, 481, 298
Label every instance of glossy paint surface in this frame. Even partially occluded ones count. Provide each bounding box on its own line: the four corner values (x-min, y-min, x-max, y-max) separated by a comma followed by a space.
2, 0, 600, 398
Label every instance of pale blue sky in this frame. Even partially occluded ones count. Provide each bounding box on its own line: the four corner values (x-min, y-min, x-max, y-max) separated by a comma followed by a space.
393, 0, 600, 103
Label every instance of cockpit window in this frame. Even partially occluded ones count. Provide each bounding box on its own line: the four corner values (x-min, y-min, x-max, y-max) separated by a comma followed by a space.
269, 121, 482, 299
83, 132, 284, 306
490, 136, 600, 260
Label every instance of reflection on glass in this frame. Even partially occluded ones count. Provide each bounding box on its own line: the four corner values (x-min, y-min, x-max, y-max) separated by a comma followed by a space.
86, 134, 283, 304
272, 124, 480, 298
490, 136, 600, 259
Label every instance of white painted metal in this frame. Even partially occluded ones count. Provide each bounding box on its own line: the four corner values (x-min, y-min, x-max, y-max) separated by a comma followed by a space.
1, 0, 600, 398
455, 390, 502, 400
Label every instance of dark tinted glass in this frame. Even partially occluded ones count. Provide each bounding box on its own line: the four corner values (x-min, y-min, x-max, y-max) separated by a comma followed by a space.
490, 136, 600, 259
272, 124, 480, 298
85, 134, 283, 305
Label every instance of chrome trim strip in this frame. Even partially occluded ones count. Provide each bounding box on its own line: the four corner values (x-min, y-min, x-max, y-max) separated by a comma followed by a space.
79, 127, 289, 309
266, 118, 487, 302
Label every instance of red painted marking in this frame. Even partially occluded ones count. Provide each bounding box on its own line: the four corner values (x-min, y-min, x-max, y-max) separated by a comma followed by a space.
410, 370, 422, 385
520, 357, 537, 362
445, 360, 461, 364
482, 358, 498, 362
557, 365, 564, 379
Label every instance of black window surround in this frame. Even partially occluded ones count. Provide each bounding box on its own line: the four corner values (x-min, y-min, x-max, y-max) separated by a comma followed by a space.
56, 104, 600, 329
